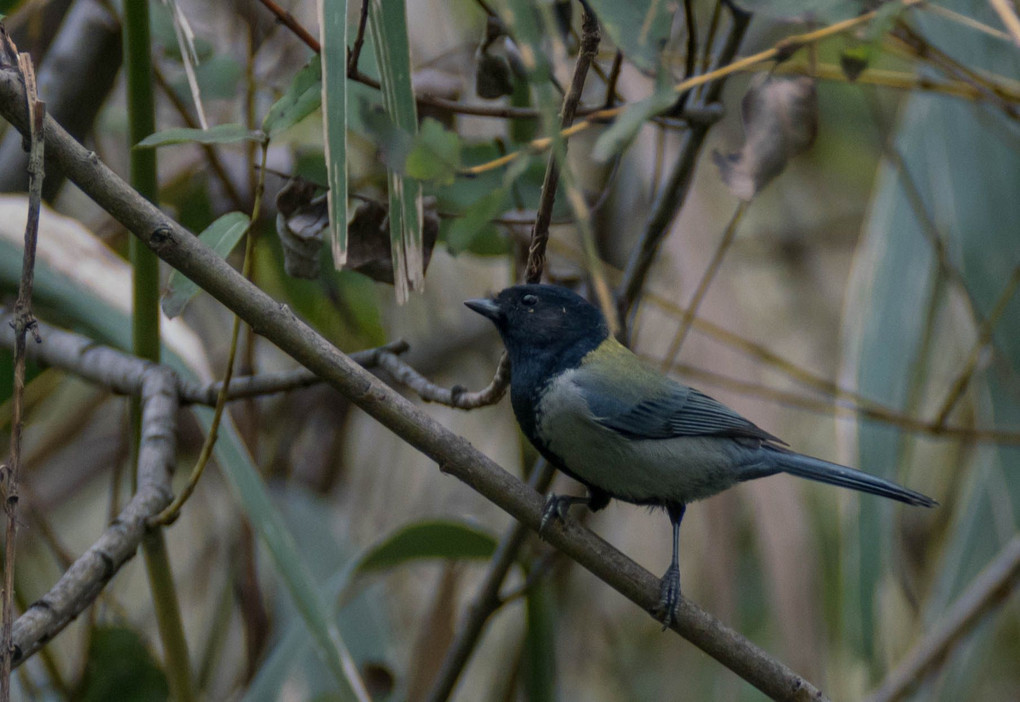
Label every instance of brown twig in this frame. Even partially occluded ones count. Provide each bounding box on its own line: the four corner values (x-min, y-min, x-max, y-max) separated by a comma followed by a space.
617, 6, 751, 320
663, 358, 1020, 445
866, 536, 1020, 702
524, 6, 600, 284
346, 0, 370, 77
257, 0, 320, 51
425, 460, 556, 702
1, 48, 44, 702
932, 263, 1020, 427
0, 320, 178, 669
659, 201, 748, 370
890, 23, 1019, 118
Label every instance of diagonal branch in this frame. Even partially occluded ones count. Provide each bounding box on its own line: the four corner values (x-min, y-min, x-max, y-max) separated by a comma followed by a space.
0, 68, 826, 702
867, 535, 1020, 702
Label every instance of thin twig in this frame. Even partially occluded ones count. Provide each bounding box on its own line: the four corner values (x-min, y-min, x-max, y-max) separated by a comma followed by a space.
463, 1, 935, 178
603, 50, 623, 108
151, 145, 269, 526
0, 75, 828, 699
774, 61, 1020, 101
425, 461, 555, 702
0, 319, 177, 669
347, 0, 370, 77
177, 341, 408, 404
257, 0, 320, 51
617, 7, 751, 320
933, 263, 1020, 427
890, 23, 1019, 118
524, 6, 600, 284
662, 357, 1020, 445
1, 47, 44, 702
866, 535, 1020, 702
660, 201, 748, 370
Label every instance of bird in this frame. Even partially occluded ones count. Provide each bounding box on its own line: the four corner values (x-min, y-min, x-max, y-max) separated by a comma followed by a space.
465, 283, 937, 628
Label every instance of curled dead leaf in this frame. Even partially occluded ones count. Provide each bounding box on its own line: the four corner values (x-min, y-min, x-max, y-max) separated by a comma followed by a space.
275, 179, 439, 285
712, 75, 818, 201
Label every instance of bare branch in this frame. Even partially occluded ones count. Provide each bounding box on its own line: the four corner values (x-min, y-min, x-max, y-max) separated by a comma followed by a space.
1, 44, 44, 700
0, 317, 176, 669
867, 536, 1020, 702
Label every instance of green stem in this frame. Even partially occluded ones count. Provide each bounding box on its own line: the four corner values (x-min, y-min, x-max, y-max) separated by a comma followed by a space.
123, 1, 194, 699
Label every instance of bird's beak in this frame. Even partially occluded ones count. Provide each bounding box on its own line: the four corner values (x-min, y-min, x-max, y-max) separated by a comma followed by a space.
464, 297, 500, 322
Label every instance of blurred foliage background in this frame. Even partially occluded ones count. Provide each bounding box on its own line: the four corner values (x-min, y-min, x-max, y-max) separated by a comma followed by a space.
0, 0, 1018, 700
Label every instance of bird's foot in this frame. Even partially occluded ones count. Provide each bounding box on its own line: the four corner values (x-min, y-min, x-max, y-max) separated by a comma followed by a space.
656, 563, 681, 630
539, 494, 578, 537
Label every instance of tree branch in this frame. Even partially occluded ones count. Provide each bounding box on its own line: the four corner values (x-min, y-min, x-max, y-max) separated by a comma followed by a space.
0, 68, 826, 702
0, 317, 177, 668
867, 535, 1020, 702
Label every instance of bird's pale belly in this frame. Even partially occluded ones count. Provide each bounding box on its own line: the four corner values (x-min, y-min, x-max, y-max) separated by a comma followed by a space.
535, 376, 743, 504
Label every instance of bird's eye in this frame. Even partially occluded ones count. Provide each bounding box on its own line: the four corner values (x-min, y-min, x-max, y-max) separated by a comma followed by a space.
521, 294, 538, 307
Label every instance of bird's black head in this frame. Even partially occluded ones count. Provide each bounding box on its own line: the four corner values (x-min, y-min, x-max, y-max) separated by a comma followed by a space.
465, 284, 609, 374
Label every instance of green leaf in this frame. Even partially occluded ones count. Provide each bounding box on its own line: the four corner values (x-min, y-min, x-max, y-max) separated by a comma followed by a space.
444, 187, 509, 255
355, 519, 498, 574
368, 0, 423, 302
582, 0, 672, 73
592, 77, 675, 162
405, 118, 462, 185
161, 212, 250, 318
319, 0, 350, 291
76, 626, 169, 702
263, 59, 323, 136
135, 124, 264, 148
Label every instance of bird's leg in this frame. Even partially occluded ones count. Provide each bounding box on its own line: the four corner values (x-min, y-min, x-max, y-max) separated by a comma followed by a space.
539, 493, 590, 536
657, 503, 686, 629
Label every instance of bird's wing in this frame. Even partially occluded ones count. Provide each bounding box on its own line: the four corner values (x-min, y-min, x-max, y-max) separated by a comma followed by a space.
578, 370, 785, 444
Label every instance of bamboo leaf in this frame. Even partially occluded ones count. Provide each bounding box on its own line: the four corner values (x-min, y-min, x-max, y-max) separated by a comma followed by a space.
368, 0, 422, 303
161, 211, 250, 318
135, 123, 264, 148
318, 0, 350, 278
263, 59, 323, 136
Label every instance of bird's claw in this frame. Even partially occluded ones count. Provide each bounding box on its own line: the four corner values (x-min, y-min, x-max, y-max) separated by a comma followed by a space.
539, 494, 571, 537
656, 564, 681, 630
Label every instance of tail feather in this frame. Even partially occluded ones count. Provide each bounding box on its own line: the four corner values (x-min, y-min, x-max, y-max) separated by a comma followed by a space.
771, 450, 937, 507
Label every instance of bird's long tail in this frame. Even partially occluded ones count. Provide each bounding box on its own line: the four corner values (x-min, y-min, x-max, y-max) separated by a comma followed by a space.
769, 449, 937, 507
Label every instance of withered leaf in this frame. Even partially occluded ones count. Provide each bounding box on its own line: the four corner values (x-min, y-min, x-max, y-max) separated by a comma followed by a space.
275, 178, 439, 285
712, 75, 818, 201
275, 177, 327, 279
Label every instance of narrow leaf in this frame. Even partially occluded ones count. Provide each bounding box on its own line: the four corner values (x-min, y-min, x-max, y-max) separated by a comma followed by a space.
404, 118, 462, 185
592, 78, 675, 162
161, 211, 249, 318
319, 0, 349, 276
135, 123, 263, 148
263, 59, 323, 136
368, 0, 422, 302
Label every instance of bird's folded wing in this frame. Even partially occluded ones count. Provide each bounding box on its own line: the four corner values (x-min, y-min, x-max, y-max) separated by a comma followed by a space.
584, 383, 785, 444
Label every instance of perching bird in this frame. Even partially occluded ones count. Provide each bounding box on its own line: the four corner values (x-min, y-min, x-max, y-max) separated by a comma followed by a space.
466, 283, 936, 627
